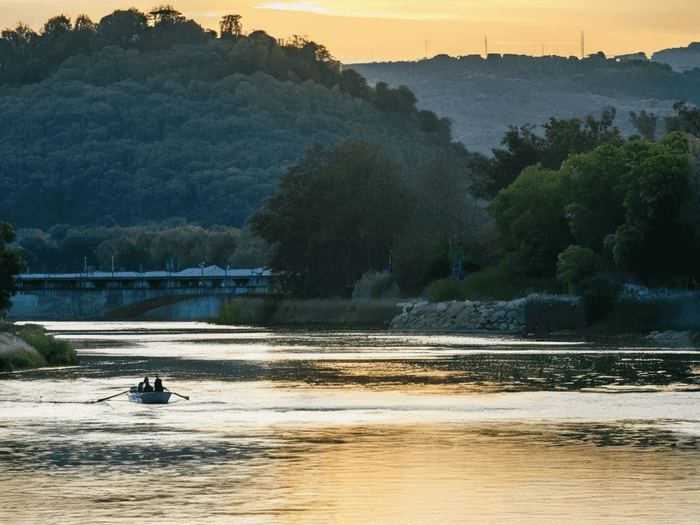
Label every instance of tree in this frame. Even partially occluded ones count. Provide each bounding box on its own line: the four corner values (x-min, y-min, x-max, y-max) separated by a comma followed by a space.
608, 131, 696, 284
664, 102, 699, 136
0, 223, 25, 313
251, 140, 414, 297
148, 5, 184, 25
489, 164, 573, 277
219, 14, 242, 38
556, 245, 602, 293
629, 109, 657, 141
470, 109, 622, 199
470, 124, 544, 199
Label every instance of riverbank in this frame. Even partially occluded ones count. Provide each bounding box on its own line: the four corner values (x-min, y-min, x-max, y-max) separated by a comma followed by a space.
0, 323, 79, 372
213, 297, 403, 327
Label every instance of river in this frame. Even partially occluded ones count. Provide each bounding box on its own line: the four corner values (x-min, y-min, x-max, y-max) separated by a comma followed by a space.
2, 321, 700, 524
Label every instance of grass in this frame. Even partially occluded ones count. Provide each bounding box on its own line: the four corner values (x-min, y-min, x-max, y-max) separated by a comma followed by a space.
214, 298, 276, 325
429, 258, 564, 302
0, 321, 79, 371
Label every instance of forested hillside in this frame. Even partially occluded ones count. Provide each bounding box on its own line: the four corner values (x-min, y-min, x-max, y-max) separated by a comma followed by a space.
1, 9, 477, 275
1, 13, 460, 232
349, 53, 700, 153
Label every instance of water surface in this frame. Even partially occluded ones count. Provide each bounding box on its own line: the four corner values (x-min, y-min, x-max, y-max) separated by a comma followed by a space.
2, 322, 700, 524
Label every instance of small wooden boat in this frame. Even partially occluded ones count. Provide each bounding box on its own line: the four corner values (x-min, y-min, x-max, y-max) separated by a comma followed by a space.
128, 388, 172, 404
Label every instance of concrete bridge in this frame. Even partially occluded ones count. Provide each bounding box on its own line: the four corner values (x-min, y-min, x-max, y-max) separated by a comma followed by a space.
8, 265, 272, 320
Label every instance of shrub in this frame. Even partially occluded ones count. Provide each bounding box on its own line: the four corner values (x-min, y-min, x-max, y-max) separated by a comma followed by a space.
556, 245, 602, 294
19, 325, 79, 366
9, 351, 47, 370
216, 299, 275, 324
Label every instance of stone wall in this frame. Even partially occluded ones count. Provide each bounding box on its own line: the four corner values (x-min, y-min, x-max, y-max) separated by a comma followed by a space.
390, 294, 584, 333
391, 298, 528, 332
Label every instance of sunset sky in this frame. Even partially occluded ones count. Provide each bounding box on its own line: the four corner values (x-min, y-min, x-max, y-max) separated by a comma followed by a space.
1, 0, 699, 63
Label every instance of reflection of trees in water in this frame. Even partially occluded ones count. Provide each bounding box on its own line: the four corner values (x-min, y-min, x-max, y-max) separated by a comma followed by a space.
298, 353, 700, 392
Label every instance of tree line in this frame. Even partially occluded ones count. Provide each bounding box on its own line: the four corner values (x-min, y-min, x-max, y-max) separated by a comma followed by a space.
249, 102, 700, 300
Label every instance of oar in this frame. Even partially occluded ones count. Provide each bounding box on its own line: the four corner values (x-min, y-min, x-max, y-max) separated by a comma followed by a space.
165, 387, 189, 400
94, 390, 129, 403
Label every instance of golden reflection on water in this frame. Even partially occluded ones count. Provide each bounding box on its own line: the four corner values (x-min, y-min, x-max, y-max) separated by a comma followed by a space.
4, 323, 700, 524
3, 423, 698, 524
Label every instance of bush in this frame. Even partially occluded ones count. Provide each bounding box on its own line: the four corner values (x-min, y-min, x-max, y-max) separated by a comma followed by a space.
19, 325, 79, 366
9, 351, 47, 370
216, 299, 275, 325
556, 245, 602, 294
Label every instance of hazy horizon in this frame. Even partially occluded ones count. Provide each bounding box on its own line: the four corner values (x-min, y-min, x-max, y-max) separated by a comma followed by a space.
1, 0, 698, 63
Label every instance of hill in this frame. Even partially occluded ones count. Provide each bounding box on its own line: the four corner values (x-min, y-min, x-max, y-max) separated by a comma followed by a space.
348, 53, 700, 154
0, 35, 464, 232
651, 42, 700, 73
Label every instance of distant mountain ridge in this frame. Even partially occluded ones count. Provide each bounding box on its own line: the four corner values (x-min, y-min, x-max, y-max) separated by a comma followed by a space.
348, 50, 700, 154
651, 42, 700, 73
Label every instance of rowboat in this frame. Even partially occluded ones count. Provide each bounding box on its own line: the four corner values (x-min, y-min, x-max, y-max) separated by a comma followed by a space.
128, 390, 172, 404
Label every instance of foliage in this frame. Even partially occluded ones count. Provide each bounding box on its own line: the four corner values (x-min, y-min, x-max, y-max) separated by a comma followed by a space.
489, 164, 573, 277
562, 142, 629, 253
470, 109, 622, 199
0, 32, 461, 233
12, 222, 247, 273
490, 130, 700, 287
391, 235, 450, 295
0, 222, 24, 311
607, 132, 695, 283
251, 140, 414, 298
19, 324, 79, 365
5, 351, 47, 370
426, 255, 553, 301
664, 101, 700, 137
216, 299, 274, 325
556, 245, 602, 294
629, 110, 658, 141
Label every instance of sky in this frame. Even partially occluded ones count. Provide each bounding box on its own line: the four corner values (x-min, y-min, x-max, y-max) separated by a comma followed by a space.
1, 0, 699, 63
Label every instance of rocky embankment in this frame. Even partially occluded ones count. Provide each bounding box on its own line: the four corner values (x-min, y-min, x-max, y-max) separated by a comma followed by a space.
391, 298, 529, 332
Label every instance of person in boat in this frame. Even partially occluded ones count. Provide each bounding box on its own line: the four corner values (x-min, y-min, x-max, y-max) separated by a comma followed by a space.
138, 377, 153, 393
154, 376, 164, 392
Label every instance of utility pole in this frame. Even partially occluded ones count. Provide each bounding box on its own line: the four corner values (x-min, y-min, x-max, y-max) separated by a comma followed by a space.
485, 36, 487, 57
581, 31, 584, 59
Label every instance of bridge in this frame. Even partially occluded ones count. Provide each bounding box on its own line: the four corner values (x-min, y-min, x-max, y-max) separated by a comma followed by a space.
8, 265, 273, 320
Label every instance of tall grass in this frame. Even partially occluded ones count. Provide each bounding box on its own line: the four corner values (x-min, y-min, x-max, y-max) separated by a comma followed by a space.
19, 325, 79, 366
1, 322, 79, 370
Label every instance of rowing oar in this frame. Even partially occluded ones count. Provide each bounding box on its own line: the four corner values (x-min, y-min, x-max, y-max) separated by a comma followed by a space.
94, 390, 129, 403
165, 387, 189, 401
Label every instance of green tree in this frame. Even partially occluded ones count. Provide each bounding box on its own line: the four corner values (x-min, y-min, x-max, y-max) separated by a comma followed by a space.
556, 245, 602, 293
251, 140, 414, 297
470, 124, 544, 199
608, 131, 696, 283
0, 223, 25, 312
470, 109, 621, 199
489, 164, 573, 277
562, 141, 629, 253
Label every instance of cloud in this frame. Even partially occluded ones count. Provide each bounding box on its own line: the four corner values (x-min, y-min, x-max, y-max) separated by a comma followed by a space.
253, 2, 398, 18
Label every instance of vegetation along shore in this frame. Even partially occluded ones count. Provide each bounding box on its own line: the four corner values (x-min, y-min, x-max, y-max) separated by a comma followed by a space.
0, 322, 79, 372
